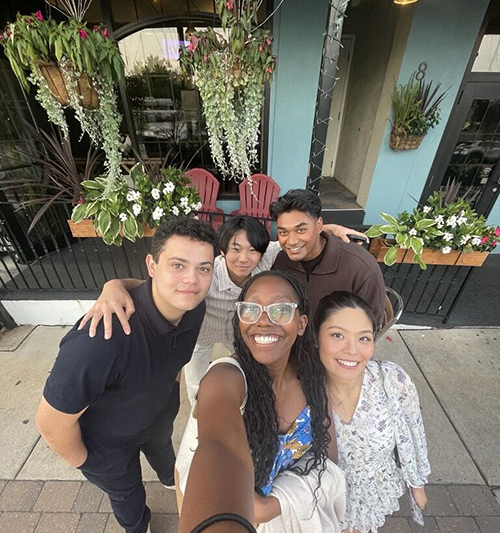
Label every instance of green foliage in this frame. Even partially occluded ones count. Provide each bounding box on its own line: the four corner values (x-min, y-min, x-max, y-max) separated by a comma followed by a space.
71, 164, 202, 246
392, 71, 447, 137
367, 192, 500, 269
179, 0, 277, 180
1, 12, 125, 182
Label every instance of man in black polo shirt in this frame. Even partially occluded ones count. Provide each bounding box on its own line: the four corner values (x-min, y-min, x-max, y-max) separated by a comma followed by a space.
35, 217, 217, 533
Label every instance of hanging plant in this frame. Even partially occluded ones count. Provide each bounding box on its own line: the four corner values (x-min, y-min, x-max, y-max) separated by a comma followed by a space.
0, 5, 125, 188
179, 0, 277, 181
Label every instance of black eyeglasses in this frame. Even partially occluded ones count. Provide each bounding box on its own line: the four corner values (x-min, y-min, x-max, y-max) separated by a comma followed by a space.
235, 302, 298, 325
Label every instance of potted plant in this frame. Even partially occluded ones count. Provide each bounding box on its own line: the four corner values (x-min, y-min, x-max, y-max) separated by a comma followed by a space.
69, 163, 203, 245
390, 71, 447, 150
179, 0, 277, 181
366, 193, 499, 269
0, 4, 125, 182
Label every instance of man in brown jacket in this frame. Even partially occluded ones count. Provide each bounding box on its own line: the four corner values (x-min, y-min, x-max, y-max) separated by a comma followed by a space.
270, 189, 385, 329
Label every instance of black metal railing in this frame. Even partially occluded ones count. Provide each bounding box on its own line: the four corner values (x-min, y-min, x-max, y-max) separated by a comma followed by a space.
0, 199, 475, 324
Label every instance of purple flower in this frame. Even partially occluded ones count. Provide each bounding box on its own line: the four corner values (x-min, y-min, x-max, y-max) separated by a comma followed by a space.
35, 10, 44, 21
103, 28, 109, 38
93, 25, 100, 32
78, 29, 88, 39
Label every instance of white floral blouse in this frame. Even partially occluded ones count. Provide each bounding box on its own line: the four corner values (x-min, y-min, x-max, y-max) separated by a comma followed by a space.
334, 360, 431, 533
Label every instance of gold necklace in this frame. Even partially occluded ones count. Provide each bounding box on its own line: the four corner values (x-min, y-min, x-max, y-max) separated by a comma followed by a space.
329, 374, 363, 408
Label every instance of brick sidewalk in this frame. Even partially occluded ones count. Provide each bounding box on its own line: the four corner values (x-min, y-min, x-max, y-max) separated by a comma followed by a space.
0, 480, 499, 532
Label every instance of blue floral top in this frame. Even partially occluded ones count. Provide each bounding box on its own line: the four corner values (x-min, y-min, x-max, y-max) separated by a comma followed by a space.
260, 405, 313, 496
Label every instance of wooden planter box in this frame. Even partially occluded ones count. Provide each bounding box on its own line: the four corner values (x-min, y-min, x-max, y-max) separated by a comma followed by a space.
455, 251, 489, 267
68, 219, 156, 238
369, 238, 489, 267
404, 248, 461, 265
369, 238, 406, 263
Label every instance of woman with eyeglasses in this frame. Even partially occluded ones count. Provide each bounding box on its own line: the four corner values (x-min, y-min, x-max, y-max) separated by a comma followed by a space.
177, 270, 346, 533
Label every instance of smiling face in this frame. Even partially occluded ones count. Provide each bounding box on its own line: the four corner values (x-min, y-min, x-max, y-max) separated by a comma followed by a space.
239, 276, 308, 368
318, 307, 375, 383
276, 210, 324, 262
221, 230, 263, 286
146, 235, 214, 324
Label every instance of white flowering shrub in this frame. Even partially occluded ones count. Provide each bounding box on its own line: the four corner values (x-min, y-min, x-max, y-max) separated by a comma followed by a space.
71, 163, 202, 246
366, 192, 499, 269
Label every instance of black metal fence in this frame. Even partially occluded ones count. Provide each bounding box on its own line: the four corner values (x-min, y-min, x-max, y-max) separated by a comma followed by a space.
0, 198, 475, 324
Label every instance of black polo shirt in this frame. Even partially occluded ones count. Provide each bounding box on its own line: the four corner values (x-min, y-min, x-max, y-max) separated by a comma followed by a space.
44, 278, 205, 439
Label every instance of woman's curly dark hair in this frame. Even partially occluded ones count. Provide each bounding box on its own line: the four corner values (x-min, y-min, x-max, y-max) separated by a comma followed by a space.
232, 270, 331, 494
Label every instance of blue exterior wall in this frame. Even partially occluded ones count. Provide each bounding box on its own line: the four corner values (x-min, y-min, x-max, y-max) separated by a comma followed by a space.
266, 0, 330, 191
363, 0, 490, 224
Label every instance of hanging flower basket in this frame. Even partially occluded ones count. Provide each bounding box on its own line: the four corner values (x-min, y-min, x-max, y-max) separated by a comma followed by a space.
389, 130, 424, 151
38, 62, 99, 109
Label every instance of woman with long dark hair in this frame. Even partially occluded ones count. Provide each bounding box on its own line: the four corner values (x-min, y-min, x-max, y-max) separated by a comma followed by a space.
314, 291, 430, 533
177, 270, 345, 532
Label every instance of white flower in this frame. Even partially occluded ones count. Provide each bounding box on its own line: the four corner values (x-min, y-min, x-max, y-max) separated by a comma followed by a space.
172, 206, 180, 216
132, 203, 142, 216
180, 196, 189, 207
126, 191, 135, 202
193, 215, 199, 220
423, 206, 431, 213
442, 246, 452, 254
471, 236, 482, 246
119, 213, 128, 222
409, 228, 417, 236
152, 206, 164, 221
437, 221, 444, 229
184, 206, 192, 215
457, 216, 467, 226
443, 232, 454, 242
446, 215, 458, 228
195, 201, 203, 211
460, 234, 471, 245
151, 188, 161, 200
163, 182, 175, 194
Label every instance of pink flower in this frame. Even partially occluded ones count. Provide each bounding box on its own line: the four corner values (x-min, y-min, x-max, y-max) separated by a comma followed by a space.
78, 29, 88, 39
93, 25, 100, 32
481, 236, 488, 244
265, 38, 272, 46
188, 34, 198, 52
259, 45, 263, 52
103, 28, 109, 38
77, 198, 83, 205
266, 66, 273, 73
495, 227, 500, 236
226, 0, 234, 9
492, 240, 498, 247
35, 10, 44, 21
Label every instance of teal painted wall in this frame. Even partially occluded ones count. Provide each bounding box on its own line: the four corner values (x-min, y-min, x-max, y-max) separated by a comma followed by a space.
364, 0, 490, 225
267, 0, 330, 191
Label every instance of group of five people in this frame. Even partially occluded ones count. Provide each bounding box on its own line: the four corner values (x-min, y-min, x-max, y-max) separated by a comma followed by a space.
36, 189, 429, 533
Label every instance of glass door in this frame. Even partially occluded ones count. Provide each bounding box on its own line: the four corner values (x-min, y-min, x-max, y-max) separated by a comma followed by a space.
422, 85, 500, 217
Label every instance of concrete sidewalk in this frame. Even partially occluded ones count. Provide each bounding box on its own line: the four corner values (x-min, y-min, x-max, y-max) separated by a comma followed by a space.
0, 326, 499, 532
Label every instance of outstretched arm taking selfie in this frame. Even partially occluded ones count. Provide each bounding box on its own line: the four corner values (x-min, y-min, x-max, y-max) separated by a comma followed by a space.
79, 278, 143, 338
179, 364, 254, 533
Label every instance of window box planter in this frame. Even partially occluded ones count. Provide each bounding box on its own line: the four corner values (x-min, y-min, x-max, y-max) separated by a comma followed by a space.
67, 219, 156, 238
369, 238, 406, 263
369, 238, 490, 267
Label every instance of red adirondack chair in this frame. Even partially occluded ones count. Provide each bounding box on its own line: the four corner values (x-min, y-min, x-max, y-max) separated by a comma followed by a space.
186, 168, 224, 230
230, 174, 281, 231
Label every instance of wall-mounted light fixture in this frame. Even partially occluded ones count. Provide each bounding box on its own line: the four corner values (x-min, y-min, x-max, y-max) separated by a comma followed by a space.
394, 0, 418, 5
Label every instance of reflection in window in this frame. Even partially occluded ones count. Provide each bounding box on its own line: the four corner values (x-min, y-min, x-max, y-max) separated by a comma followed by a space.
472, 34, 500, 73
443, 99, 500, 203
119, 27, 239, 193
